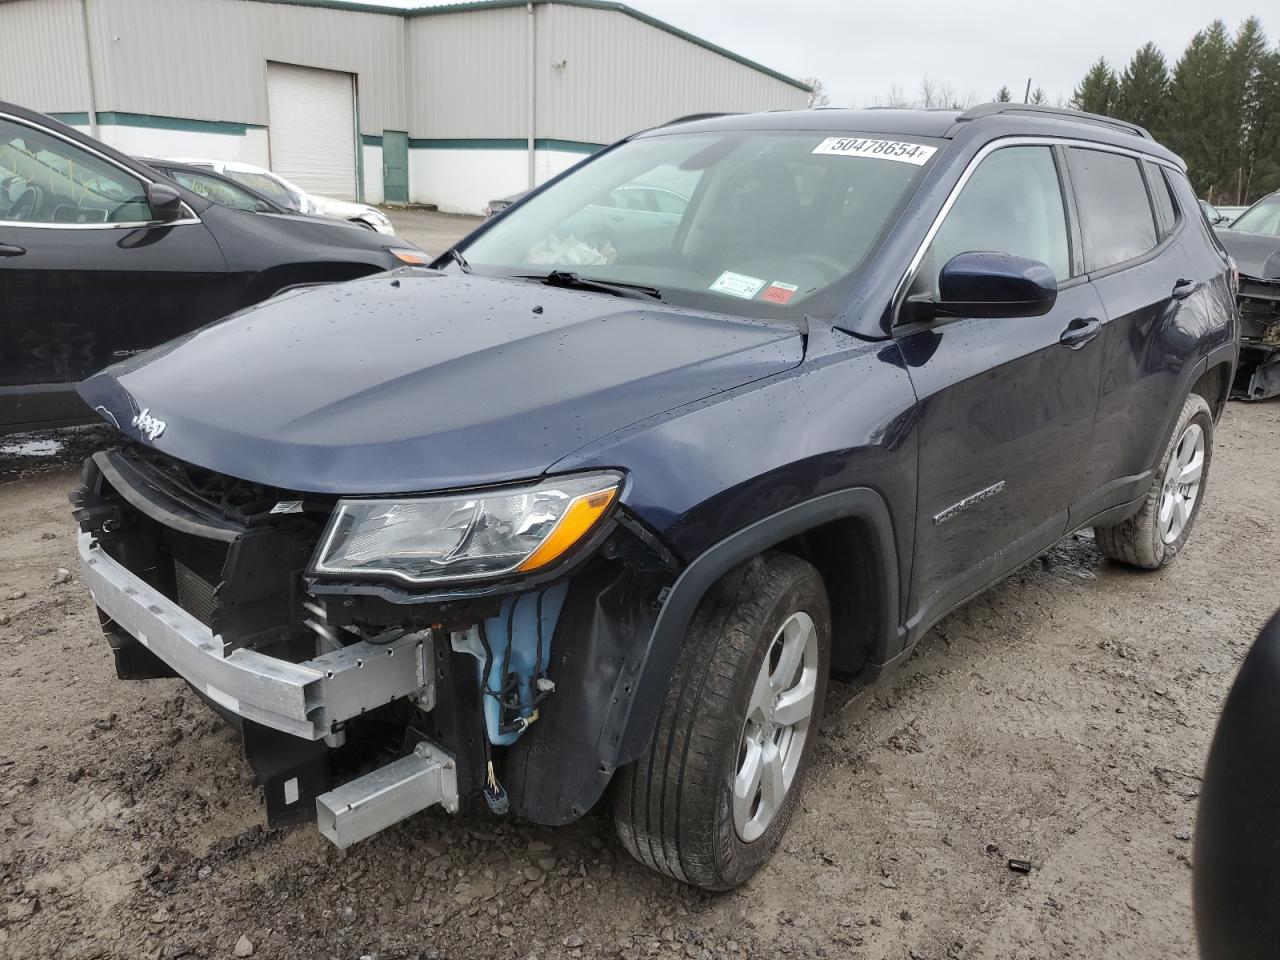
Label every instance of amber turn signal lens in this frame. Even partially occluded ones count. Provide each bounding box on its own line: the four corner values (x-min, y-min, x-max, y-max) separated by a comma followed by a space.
517, 487, 619, 572
389, 247, 430, 264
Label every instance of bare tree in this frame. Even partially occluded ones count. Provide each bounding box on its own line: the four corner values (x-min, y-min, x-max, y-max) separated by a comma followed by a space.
872, 83, 913, 108
800, 77, 831, 109
870, 77, 978, 110
918, 75, 942, 109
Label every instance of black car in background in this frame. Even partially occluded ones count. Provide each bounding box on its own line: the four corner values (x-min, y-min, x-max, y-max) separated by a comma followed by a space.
1215, 191, 1280, 399
0, 101, 428, 434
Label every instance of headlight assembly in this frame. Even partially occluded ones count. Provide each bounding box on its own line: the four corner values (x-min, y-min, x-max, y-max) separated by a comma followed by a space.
311, 472, 622, 585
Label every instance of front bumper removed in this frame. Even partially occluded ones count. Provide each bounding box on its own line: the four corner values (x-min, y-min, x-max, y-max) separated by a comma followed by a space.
78, 531, 461, 842
79, 531, 434, 740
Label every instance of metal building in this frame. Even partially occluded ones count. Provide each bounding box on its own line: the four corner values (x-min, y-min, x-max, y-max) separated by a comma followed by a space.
0, 0, 809, 213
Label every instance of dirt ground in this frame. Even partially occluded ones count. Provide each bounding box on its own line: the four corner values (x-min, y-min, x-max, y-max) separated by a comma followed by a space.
1, 399, 1277, 960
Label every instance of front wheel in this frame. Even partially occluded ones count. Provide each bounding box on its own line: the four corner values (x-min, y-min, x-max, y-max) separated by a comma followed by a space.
1095, 392, 1214, 569
613, 551, 830, 889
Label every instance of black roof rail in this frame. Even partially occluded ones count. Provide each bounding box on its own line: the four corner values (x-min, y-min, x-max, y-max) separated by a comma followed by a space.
661, 112, 737, 127
951, 102, 1152, 140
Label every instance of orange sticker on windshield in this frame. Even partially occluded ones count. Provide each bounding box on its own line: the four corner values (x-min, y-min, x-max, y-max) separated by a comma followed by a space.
761, 282, 798, 305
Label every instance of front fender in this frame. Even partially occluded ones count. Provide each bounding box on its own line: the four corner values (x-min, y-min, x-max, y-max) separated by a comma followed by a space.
615, 486, 902, 761
505, 487, 902, 825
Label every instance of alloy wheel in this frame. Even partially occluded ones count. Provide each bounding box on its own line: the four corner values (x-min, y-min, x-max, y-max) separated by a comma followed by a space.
1159, 421, 1205, 544
733, 611, 819, 843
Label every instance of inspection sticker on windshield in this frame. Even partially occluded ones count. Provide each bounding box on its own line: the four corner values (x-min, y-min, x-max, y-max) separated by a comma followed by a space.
710, 271, 766, 299
761, 281, 798, 305
812, 137, 937, 166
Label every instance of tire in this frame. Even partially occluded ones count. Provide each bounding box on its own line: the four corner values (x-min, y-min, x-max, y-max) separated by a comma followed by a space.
1095, 392, 1213, 569
613, 551, 831, 889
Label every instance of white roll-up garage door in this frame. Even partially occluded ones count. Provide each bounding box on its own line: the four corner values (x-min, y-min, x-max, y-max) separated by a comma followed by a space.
266, 62, 357, 200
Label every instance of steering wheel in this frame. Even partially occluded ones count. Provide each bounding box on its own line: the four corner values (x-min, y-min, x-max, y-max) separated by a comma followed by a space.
8, 188, 37, 222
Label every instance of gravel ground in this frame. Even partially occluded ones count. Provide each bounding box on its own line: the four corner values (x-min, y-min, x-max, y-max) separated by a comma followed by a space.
1, 399, 1277, 960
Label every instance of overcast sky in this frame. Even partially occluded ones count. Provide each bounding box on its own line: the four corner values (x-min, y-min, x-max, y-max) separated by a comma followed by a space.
368, 0, 1270, 106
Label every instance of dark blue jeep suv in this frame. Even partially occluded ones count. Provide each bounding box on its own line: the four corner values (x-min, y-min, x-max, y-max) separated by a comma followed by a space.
71, 104, 1238, 889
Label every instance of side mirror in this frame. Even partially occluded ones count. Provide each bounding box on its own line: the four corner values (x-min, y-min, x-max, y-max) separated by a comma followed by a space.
912, 251, 1058, 320
146, 181, 185, 224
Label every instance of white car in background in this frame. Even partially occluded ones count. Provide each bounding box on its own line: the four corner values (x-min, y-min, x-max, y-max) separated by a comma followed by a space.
158, 158, 395, 235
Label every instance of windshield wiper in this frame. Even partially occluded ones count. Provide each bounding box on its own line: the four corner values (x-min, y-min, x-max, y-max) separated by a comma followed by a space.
447, 247, 471, 273
517, 270, 664, 302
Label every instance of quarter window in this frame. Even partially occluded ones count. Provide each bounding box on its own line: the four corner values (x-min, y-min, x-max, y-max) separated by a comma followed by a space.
913, 144, 1071, 300
1146, 162, 1180, 238
1067, 148, 1158, 271
0, 116, 151, 224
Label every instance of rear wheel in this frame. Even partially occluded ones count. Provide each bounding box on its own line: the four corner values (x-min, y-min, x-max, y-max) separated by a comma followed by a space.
613, 551, 830, 889
1095, 392, 1213, 569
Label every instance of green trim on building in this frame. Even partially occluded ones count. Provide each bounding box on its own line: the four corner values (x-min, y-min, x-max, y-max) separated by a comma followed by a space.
95, 111, 266, 135
361, 133, 383, 147
410, 137, 527, 150
536, 137, 602, 154
49, 112, 91, 126
409, 137, 604, 154
238, 0, 810, 91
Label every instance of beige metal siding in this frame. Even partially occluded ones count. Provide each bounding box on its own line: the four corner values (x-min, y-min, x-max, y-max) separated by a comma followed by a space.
266, 62, 357, 198
534, 5, 808, 144
405, 7, 528, 139
0, 0, 91, 114
3, 0, 807, 144
81, 0, 405, 133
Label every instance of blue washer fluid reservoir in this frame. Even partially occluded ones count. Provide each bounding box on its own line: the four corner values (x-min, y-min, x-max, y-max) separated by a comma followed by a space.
477, 582, 569, 746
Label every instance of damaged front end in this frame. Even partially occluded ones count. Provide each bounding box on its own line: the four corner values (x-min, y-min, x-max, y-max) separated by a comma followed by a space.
1231, 274, 1280, 400
72, 446, 676, 847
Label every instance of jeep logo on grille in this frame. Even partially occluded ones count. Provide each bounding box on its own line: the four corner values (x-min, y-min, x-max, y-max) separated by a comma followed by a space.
131, 408, 167, 442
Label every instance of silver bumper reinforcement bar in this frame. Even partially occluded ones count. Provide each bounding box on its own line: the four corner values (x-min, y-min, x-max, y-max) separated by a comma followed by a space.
77, 531, 434, 741
317, 741, 459, 848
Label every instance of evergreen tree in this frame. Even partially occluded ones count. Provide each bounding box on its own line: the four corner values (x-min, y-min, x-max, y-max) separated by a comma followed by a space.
1230, 18, 1270, 202
1115, 42, 1171, 137
996, 85, 1012, 102
1068, 17, 1280, 202
1072, 59, 1119, 114
1167, 21, 1234, 198
1248, 47, 1280, 199
1030, 87, 1048, 104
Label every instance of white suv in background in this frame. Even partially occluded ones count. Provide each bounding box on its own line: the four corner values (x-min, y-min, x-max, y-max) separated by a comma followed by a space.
159, 157, 395, 235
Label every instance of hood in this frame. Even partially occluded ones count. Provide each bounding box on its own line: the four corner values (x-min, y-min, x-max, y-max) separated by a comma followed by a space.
1217, 229, 1280, 280
79, 272, 803, 494
313, 195, 381, 220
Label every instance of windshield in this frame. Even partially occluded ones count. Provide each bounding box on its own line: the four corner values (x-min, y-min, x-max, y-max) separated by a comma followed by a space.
1231, 197, 1280, 237
225, 169, 301, 210
163, 168, 272, 213
460, 130, 941, 317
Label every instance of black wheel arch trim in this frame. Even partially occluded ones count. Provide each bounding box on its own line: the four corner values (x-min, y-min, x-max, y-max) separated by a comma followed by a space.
613, 486, 902, 765
1146, 338, 1237, 478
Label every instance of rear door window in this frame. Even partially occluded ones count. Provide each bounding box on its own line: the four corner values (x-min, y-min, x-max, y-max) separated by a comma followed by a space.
1067, 148, 1158, 272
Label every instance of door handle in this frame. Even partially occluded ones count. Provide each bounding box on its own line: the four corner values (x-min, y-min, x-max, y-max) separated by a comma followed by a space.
1059, 316, 1101, 349
1171, 278, 1200, 300
0, 243, 25, 258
